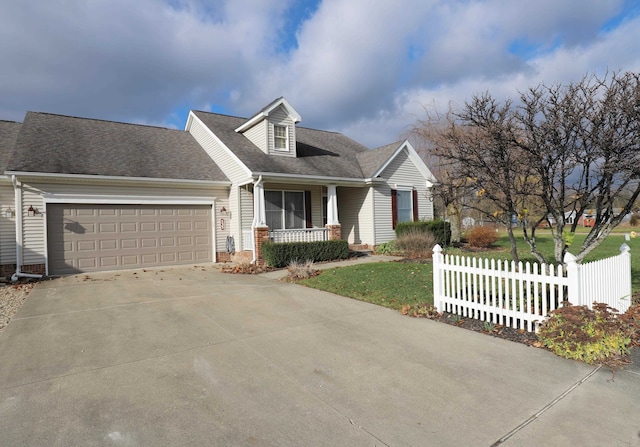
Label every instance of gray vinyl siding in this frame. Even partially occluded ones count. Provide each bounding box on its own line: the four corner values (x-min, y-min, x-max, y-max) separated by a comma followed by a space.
337, 187, 373, 245
239, 185, 253, 251
267, 105, 296, 157
240, 185, 253, 232
243, 120, 268, 154
374, 148, 434, 244
373, 185, 395, 244
21, 184, 46, 265
0, 182, 17, 264
188, 116, 250, 184
17, 180, 229, 267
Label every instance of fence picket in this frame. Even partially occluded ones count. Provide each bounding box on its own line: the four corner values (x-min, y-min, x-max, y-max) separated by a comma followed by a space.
431, 244, 631, 332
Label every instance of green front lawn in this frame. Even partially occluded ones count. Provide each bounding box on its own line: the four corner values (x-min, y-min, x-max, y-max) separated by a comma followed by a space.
300, 230, 640, 311
300, 262, 433, 309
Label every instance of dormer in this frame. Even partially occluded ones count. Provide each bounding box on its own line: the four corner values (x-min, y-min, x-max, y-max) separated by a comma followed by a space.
235, 97, 301, 157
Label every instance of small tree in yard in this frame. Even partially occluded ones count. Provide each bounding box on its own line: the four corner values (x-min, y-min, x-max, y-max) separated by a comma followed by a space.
412, 103, 536, 263
413, 71, 640, 264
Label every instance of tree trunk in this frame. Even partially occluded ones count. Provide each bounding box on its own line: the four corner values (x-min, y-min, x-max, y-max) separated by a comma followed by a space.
447, 204, 462, 243
506, 225, 519, 263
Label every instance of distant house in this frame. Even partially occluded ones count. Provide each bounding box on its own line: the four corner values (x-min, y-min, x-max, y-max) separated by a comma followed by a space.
0, 98, 436, 276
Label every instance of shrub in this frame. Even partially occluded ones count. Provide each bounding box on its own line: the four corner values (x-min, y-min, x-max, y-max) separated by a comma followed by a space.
375, 240, 399, 255
395, 228, 436, 259
537, 303, 634, 365
395, 220, 451, 246
466, 226, 498, 248
287, 260, 319, 280
630, 213, 639, 227
262, 240, 349, 268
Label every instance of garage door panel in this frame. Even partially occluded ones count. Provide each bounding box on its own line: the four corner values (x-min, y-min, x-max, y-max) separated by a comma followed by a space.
99, 223, 117, 233
121, 239, 138, 249
100, 257, 118, 268
100, 240, 118, 250
48, 204, 212, 275
140, 222, 156, 232
77, 258, 97, 269
160, 237, 175, 247
121, 255, 140, 266
159, 222, 175, 232
120, 222, 137, 232
178, 236, 193, 246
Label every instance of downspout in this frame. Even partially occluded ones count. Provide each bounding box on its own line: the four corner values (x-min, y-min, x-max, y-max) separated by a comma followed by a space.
11, 175, 43, 281
251, 175, 263, 264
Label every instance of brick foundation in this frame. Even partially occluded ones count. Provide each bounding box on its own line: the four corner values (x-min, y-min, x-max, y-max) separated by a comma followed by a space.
231, 251, 253, 264
253, 226, 270, 263
216, 252, 233, 263
0, 264, 17, 278
349, 244, 371, 251
21, 264, 46, 275
326, 224, 342, 240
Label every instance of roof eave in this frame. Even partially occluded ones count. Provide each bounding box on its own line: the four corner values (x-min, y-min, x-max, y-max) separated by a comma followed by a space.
252, 172, 368, 187
5, 171, 231, 187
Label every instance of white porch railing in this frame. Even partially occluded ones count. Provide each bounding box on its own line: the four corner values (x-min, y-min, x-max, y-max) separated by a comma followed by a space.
269, 228, 329, 243
432, 244, 632, 332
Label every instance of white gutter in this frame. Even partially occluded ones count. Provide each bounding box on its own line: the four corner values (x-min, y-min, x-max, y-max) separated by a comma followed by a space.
11, 175, 42, 281
251, 172, 367, 186
5, 171, 231, 187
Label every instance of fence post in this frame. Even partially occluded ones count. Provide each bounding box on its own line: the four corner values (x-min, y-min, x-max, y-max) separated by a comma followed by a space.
432, 244, 443, 312
564, 251, 580, 306
620, 243, 632, 311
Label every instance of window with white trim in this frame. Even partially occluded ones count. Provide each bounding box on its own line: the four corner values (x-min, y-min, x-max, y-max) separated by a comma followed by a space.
396, 190, 413, 223
265, 190, 305, 229
274, 125, 288, 151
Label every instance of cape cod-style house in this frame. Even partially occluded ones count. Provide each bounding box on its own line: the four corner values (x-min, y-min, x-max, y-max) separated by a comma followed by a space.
0, 98, 436, 276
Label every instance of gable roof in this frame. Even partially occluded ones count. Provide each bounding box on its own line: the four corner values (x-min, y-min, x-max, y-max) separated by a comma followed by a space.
7, 112, 228, 182
235, 97, 302, 133
194, 110, 371, 180
0, 120, 22, 174
357, 141, 402, 178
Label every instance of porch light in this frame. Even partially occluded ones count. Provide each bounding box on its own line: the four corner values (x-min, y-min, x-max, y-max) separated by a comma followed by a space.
5, 208, 13, 218
27, 205, 36, 217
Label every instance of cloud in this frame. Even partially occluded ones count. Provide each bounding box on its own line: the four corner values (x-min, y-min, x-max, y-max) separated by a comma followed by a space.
1, 0, 639, 150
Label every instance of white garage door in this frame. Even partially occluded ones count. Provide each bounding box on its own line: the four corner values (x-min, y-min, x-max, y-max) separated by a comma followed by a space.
47, 204, 212, 275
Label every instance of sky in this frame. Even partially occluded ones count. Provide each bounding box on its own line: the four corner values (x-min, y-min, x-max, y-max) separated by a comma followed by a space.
1, 0, 640, 148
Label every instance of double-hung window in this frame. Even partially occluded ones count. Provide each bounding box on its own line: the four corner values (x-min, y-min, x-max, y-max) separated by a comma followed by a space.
392, 188, 418, 228
265, 191, 305, 229
274, 125, 288, 151
396, 190, 413, 223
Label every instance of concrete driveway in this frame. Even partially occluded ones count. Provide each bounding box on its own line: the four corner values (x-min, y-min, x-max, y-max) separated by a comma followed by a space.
0, 265, 638, 446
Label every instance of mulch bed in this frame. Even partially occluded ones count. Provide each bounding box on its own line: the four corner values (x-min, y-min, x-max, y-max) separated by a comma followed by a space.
427, 311, 540, 346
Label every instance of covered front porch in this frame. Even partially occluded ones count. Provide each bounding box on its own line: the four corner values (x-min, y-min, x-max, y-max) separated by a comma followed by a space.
244, 178, 345, 259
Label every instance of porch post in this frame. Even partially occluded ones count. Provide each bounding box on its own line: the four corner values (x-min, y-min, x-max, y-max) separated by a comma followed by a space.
326, 185, 339, 225
252, 176, 269, 263
252, 176, 266, 227
325, 185, 341, 240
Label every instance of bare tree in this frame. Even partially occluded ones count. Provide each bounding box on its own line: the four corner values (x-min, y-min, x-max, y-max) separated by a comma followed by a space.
516, 72, 640, 263
411, 108, 476, 244
412, 71, 640, 264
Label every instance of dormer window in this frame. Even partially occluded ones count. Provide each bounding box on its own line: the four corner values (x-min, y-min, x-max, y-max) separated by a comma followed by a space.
274, 125, 288, 151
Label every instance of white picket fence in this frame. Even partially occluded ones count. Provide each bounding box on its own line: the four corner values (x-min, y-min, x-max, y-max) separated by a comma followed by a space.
432, 244, 632, 332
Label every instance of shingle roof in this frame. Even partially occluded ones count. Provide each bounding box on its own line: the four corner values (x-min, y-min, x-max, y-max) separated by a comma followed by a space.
357, 141, 402, 178
7, 112, 228, 182
0, 120, 22, 173
194, 111, 375, 179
